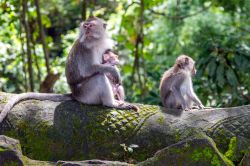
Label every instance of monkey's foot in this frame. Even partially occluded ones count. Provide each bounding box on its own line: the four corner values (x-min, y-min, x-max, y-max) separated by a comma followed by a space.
115, 100, 139, 111
191, 106, 199, 109
116, 100, 125, 105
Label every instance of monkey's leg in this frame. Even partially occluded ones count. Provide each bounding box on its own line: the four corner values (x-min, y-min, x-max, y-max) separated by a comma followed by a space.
164, 93, 183, 109
73, 75, 105, 105
172, 87, 188, 110
100, 76, 138, 111
164, 94, 177, 108
116, 85, 125, 101
75, 74, 137, 110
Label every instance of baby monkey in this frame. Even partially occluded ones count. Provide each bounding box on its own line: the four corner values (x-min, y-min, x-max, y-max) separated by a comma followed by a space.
160, 55, 204, 111
102, 49, 125, 101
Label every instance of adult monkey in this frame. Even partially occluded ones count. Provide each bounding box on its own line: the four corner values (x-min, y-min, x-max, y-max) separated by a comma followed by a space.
66, 17, 137, 110
0, 17, 137, 123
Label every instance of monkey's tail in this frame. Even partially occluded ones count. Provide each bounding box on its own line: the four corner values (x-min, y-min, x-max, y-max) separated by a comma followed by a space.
0, 93, 73, 123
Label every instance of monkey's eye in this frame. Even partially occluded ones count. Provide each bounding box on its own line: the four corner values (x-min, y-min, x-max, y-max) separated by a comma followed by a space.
84, 24, 88, 28
103, 23, 107, 29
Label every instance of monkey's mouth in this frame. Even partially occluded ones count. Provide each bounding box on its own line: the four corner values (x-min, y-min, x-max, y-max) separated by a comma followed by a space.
85, 31, 101, 40
85, 31, 93, 38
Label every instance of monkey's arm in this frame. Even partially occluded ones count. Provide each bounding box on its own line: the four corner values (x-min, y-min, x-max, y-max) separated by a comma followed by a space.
66, 61, 121, 86
186, 77, 204, 109
171, 73, 187, 110
86, 64, 121, 84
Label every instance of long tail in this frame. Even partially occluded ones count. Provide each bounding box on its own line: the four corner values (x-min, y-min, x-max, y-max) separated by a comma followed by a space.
0, 93, 73, 123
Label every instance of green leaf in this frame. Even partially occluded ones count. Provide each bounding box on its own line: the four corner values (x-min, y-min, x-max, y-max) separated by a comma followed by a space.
216, 65, 225, 88
226, 68, 238, 87
207, 59, 217, 77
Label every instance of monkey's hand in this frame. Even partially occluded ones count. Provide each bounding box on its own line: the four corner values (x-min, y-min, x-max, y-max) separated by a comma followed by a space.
104, 65, 122, 84
184, 108, 191, 111
115, 100, 139, 111
198, 104, 205, 110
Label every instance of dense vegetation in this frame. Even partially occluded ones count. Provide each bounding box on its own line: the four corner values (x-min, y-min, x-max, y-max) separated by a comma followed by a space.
0, 0, 249, 107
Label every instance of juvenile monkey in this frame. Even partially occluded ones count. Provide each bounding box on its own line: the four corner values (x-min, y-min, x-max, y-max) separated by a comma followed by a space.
160, 55, 204, 111
102, 49, 125, 101
0, 17, 137, 123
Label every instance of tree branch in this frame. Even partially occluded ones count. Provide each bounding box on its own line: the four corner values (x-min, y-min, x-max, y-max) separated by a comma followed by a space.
148, 3, 212, 20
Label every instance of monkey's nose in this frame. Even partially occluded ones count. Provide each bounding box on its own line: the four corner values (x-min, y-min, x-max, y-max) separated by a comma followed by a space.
84, 23, 95, 29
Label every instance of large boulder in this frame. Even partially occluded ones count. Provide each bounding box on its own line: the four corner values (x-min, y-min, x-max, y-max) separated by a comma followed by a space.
0, 92, 249, 165
0, 135, 54, 166
0, 135, 129, 166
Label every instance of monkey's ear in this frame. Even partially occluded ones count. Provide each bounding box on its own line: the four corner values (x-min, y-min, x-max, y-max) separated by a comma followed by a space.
103, 23, 107, 29
178, 63, 183, 69
184, 57, 189, 64
80, 22, 85, 27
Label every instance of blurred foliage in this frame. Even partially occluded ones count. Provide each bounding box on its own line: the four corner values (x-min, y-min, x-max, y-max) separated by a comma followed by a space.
0, 0, 249, 107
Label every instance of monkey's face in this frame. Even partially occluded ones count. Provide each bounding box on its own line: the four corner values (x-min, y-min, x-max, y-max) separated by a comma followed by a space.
186, 59, 196, 76
176, 55, 196, 75
103, 52, 119, 66
82, 18, 107, 40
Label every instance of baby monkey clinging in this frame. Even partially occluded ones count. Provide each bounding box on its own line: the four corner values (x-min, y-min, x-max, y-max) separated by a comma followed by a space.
102, 49, 125, 101
160, 55, 204, 111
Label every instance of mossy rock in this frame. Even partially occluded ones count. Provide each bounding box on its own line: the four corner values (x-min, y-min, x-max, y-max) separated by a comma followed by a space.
0, 135, 54, 166
0, 135, 129, 166
138, 134, 233, 166
0, 92, 250, 165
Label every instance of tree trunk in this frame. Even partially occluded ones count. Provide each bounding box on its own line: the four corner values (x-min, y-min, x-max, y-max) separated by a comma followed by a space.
21, 0, 34, 91
18, 22, 28, 92
31, 38, 42, 83
39, 73, 60, 93
132, 0, 145, 98
34, 0, 50, 74
81, 0, 87, 21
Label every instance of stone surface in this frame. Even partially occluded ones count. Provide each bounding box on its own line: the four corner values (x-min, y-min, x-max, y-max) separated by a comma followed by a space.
138, 134, 233, 166
0, 92, 250, 165
57, 160, 129, 166
0, 135, 54, 166
0, 135, 130, 166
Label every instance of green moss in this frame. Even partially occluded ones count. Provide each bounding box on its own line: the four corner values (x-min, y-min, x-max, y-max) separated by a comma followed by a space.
5, 120, 66, 161
21, 156, 30, 165
22, 155, 56, 166
174, 129, 182, 141
191, 147, 213, 161
3, 161, 19, 166
225, 137, 237, 161
156, 116, 165, 125
0, 96, 8, 104
190, 144, 232, 166
0, 147, 6, 152
203, 147, 213, 159
203, 134, 234, 166
211, 155, 221, 166
31, 100, 39, 104
207, 128, 232, 154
